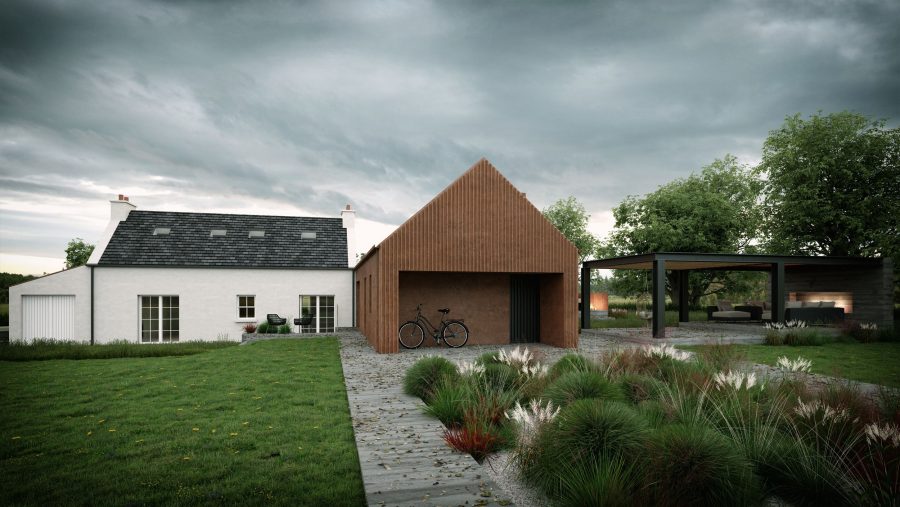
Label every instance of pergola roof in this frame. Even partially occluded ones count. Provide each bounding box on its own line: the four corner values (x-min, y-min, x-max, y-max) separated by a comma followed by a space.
583, 252, 882, 272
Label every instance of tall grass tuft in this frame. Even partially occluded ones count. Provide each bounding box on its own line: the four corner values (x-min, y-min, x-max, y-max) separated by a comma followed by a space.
543, 371, 625, 406
549, 353, 593, 378
557, 454, 644, 507
693, 341, 745, 372
520, 399, 650, 497
646, 424, 761, 506
402, 356, 458, 402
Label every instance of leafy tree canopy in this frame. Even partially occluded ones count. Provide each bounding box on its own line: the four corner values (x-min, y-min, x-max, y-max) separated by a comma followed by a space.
600, 155, 764, 304
758, 111, 900, 259
542, 196, 599, 261
65, 238, 95, 269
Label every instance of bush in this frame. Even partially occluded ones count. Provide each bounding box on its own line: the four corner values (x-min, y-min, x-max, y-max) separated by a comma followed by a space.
694, 342, 745, 372
474, 351, 501, 365
403, 356, 458, 402
481, 362, 521, 392
557, 454, 644, 507
646, 424, 761, 506
423, 381, 467, 427
544, 371, 625, 407
765, 328, 835, 346
256, 322, 270, 334
242, 322, 257, 333
549, 353, 593, 377
617, 374, 664, 404
277, 324, 292, 334
755, 435, 851, 506
522, 400, 650, 497
443, 413, 504, 462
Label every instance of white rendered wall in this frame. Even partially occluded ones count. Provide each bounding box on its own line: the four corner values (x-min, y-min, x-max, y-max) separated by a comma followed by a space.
92, 267, 353, 343
9, 266, 92, 342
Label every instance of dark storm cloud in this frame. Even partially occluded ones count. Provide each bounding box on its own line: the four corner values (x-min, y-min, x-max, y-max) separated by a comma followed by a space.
1, 0, 899, 261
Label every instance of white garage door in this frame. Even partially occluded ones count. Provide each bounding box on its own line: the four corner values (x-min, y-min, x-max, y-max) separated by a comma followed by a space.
22, 295, 76, 341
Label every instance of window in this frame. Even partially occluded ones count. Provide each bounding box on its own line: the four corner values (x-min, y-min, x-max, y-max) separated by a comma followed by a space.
300, 231, 317, 239
210, 229, 227, 237
299, 295, 335, 333
153, 227, 171, 236
140, 296, 179, 342
248, 230, 265, 238
238, 295, 255, 319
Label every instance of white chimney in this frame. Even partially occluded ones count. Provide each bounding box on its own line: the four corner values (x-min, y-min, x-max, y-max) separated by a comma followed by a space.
110, 194, 136, 223
87, 194, 137, 265
341, 204, 356, 267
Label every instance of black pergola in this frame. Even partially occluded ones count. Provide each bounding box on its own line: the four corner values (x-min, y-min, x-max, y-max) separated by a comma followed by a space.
581, 252, 883, 338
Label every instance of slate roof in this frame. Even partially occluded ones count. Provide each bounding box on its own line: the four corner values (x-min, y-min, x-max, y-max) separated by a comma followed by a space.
98, 211, 348, 269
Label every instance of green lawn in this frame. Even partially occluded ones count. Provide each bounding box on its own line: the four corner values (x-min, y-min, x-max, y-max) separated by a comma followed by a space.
0, 338, 365, 506
592, 310, 708, 329
682, 341, 900, 388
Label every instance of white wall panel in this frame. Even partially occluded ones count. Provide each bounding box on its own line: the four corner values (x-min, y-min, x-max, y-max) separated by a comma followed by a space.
22, 295, 76, 341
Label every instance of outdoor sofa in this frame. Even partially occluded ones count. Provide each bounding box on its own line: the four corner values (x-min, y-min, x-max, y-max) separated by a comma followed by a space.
783, 301, 845, 324
706, 301, 762, 322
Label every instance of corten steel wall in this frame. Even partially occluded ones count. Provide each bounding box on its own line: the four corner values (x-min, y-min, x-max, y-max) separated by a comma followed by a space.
399, 272, 510, 346
355, 159, 579, 353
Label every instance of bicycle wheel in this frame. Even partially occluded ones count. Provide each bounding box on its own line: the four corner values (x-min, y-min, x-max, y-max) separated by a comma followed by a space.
398, 321, 425, 349
442, 320, 469, 348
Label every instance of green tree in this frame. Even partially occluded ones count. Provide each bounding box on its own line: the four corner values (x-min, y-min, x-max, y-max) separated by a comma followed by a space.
0, 272, 36, 304
602, 155, 764, 305
758, 111, 900, 260
542, 196, 599, 261
65, 238, 95, 269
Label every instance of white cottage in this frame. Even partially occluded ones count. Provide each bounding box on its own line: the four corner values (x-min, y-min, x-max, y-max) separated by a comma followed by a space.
9, 196, 356, 343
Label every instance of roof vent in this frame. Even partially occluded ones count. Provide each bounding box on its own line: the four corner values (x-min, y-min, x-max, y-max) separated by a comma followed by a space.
153, 227, 171, 236
210, 229, 227, 237
300, 231, 317, 239
248, 230, 265, 238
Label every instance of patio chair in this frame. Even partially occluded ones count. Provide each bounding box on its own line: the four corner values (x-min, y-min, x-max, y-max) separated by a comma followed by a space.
266, 314, 287, 333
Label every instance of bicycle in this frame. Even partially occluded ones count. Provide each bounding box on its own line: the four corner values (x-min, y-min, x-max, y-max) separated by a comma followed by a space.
398, 304, 469, 349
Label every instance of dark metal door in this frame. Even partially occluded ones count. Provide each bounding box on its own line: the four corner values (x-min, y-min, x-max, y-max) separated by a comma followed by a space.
510, 275, 540, 343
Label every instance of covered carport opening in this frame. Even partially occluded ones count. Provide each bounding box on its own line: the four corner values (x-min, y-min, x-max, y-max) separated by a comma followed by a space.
398, 271, 566, 346
580, 253, 889, 338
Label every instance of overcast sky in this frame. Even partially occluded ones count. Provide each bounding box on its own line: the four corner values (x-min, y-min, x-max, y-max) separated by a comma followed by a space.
1, 0, 898, 274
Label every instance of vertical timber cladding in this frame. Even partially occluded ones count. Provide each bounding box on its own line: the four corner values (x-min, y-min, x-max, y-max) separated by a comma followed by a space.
354, 159, 580, 353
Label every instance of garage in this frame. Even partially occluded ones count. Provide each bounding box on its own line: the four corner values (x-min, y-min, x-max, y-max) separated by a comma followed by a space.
22, 295, 76, 341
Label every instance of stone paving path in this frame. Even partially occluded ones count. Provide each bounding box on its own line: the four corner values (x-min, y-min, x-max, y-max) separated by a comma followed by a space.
337, 330, 622, 506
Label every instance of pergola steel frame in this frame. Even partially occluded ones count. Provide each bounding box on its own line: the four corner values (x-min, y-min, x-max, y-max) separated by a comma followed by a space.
580, 252, 882, 338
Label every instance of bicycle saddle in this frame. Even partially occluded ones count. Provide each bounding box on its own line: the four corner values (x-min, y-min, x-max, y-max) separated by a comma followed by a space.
438, 308, 450, 314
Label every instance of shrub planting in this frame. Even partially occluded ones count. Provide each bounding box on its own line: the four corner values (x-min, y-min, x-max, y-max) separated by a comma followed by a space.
406, 344, 897, 505
544, 371, 624, 406
646, 424, 761, 506
403, 356, 458, 402
549, 353, 593, 377
242, 322, 257, 333
556, 455, 643, 507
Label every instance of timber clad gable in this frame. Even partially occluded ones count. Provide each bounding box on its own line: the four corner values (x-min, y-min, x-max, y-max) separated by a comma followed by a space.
355, 158, 579, 353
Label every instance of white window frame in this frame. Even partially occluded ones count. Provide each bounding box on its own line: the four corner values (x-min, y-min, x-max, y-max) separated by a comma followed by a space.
138, 295, 179, 343
299, 295, 337, 333
237, 295, 257, 322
